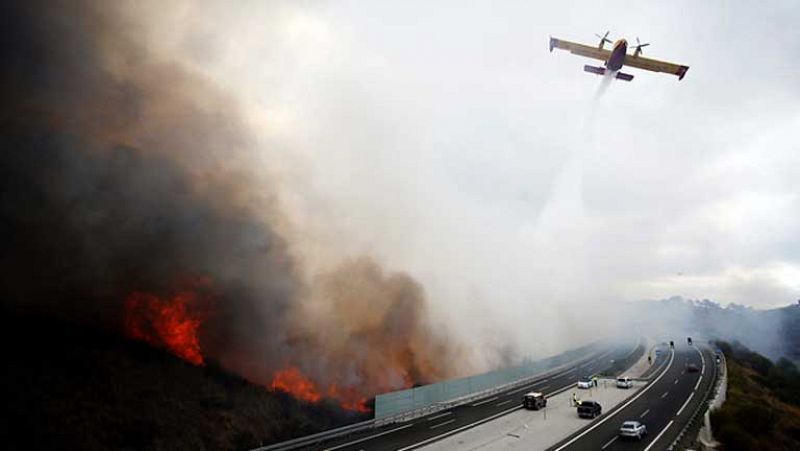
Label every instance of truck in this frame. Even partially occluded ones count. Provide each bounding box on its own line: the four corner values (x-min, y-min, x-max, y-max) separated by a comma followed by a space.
522, 391, 547, 410
577, 400, 602, 418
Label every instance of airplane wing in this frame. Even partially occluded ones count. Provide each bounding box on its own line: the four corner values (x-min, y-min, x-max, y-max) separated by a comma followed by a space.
623, 54, 689, 80
549, 37, 610, 62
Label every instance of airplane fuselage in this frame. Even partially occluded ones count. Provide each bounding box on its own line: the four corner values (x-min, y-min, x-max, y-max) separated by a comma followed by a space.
605, 39, 627, 72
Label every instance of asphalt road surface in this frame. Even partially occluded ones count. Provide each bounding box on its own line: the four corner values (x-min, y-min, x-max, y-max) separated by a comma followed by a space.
307, 344, 638, 451
549, 342, 715, 451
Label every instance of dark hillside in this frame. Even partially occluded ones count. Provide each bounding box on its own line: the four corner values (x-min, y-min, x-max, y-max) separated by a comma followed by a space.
2, 310, 364, 451
711, 341, 800, 451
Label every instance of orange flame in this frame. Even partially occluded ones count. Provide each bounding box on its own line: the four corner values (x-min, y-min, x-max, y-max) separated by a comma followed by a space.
270, 366, 322, 403
124, 290, 204, 366
270, 366, 371, 413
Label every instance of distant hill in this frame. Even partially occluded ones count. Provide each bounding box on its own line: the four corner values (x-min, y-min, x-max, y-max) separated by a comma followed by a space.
632, 297, 800, 363
711, 340, 800, 451
2, 310, 365, 450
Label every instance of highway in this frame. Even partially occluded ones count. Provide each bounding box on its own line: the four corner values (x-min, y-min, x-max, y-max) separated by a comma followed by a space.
549, 342, 715, 451
305, 344, 639, 451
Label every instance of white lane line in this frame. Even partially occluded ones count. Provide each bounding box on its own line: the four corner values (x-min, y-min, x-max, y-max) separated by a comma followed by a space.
396, 403, 522, 451
430, 419, 455, 430
540, 385, 551, 390
496, 399, 512, 407
643, 419, 674, 451
640, 409, 650, 418
471, 396, 498, 407
553, 349, 676, 451
601, 435, 619, 450
694, 375, 703, 391
676, 393, 694, 417
322, 423, 414, 451
426, 411, 452, 422
674, 378, 679, 385
661, 391, 669, 399
396, 351, 616, 451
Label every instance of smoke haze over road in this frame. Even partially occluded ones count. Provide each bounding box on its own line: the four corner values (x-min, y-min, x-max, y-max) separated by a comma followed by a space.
2, 0, 799, 409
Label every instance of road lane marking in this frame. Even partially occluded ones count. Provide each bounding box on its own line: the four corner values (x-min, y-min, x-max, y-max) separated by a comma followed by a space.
640, 409, 650, 418
395, 350, 618, 451
553, 348, 675, 451
674, 378, 679, 384
427, 411, 452, 422
430, 419, 455, 429
643, 419, 674, 451
601, 435, 619, 450
694, 375, 702, 391
322, 424, 415, 451
496, 399, 512, 407
396, 404, 522, 451
471, 396, 498, 407
676, 393, 694, 417
661, 391, 669, 399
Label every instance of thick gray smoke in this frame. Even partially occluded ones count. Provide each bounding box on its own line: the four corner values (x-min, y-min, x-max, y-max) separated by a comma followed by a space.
0, 0, 464, 409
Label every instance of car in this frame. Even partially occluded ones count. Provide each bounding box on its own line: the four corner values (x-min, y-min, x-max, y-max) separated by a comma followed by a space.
687, 363, 700, 373
522, 391, 547, 410
619, 420, 647, 440
577, 400, 602, 418
616, 376, 633, 389
577, 376, 592, 389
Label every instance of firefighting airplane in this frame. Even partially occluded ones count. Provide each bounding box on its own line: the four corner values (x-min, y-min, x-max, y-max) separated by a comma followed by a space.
549, 31, 689, 81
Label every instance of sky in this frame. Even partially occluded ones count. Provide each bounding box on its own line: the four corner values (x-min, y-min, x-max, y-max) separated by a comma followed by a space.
118, 0, 800, 355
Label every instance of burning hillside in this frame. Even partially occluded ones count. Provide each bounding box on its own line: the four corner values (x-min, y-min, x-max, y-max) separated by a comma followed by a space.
0, 0, 465, 421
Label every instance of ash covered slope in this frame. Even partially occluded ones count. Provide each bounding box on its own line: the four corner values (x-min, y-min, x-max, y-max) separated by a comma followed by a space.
2, 310, 363, 451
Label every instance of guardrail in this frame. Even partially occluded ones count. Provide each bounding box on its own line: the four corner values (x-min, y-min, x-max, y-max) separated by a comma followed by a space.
251, 340, 623, 451
667, 345, 724, 451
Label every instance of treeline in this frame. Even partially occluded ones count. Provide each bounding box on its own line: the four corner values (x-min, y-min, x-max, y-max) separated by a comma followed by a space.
710, 340, 800, 451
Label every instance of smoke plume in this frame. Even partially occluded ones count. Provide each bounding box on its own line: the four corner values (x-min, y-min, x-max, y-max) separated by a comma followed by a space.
0, 0, 463, 411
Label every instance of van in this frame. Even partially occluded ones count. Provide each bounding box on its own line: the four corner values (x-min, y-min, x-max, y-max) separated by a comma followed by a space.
522, 392, 547, 410
616, 376, 633, 389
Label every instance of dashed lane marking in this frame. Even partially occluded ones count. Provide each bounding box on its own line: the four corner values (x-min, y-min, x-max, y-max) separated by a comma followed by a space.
322, 424, 415, 451
426, 411, 452, 422
601, 436, 619, 450
640, 409, 650, 418
430, 419, 455, 430
471, 396, 498, 407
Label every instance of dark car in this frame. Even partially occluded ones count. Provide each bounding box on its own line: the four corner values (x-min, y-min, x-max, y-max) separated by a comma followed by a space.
577, 400, 602, 418
522, 391, 547, 410
687, 363, 700, 373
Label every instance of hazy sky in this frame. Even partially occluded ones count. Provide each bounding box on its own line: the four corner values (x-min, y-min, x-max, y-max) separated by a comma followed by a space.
126, 1, 800, 352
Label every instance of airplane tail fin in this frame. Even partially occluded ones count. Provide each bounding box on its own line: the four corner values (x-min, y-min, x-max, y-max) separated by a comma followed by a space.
615, 72, 634, 81
583, 65, 605, 75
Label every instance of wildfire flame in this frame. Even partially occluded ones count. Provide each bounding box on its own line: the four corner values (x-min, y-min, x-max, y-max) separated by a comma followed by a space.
270, 366, 370, 413
125, 290, 205, 366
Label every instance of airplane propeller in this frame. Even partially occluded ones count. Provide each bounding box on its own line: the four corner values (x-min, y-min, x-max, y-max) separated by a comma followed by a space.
632, 36, 650, 56
595, 31, 613, 46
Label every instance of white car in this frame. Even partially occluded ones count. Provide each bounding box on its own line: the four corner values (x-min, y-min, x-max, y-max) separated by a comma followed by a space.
577, 377, 592, 389
616, 376, 633, 389
619, 421, 647, 440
